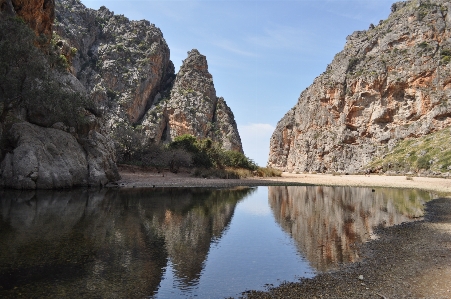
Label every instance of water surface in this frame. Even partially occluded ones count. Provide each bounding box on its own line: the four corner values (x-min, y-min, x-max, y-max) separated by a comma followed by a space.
0, 186, 433, 298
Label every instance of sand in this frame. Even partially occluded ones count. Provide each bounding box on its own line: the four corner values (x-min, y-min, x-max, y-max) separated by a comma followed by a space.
117, 166, 451, 195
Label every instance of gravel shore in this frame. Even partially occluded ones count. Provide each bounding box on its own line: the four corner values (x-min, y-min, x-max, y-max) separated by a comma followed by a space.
117, 166, 451, 194
242, 197, 451, 299
117, 166, 451, 298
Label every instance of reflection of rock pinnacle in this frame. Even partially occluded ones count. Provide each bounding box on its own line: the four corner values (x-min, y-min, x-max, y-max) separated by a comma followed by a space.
158, 188, 250, 285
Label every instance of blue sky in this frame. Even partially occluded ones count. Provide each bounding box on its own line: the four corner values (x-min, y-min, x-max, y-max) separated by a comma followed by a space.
81, 0, 394, 166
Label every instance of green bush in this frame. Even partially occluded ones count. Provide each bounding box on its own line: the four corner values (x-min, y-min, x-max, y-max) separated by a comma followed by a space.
221, 150, 257, 170
116, 132, 263, 176
255, 167, 282, 177
168, 134, 257, 170
416, 155, 431, 170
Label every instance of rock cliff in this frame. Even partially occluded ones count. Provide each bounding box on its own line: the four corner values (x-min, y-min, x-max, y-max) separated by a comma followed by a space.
54, 0, 243, 152
0, 1, 120, 189
0, 0, 54, 39
269, 0, 451, 173
142, 49, 243, 152
1, 0, 243, 189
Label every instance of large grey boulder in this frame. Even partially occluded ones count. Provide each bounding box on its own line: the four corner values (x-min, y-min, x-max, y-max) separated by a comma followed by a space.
0, 122, 119, 189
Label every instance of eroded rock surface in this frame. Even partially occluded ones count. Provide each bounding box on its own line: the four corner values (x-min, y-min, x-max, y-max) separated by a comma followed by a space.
0, 0, 54, 38
0, 0, 120, 189
142, 50, 243, 152
269, 0, 451, 173
54, 0, 174, 125
55, 1, 243, 152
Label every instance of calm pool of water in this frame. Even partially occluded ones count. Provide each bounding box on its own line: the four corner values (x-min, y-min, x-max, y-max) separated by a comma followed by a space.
0, 186, 434, 298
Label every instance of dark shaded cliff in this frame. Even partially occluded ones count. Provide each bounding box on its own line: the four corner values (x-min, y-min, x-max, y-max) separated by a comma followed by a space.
0, 0, 54, 38
0, 1, 119, 189
0, 0, 244, 189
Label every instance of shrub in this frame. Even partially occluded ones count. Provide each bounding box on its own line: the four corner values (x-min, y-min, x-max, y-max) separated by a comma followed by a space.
0, 15, 90, 128
168, 134, 257, 170
254, 167, 282, 177
416, 155, 431, 170
221, 150, 258, 170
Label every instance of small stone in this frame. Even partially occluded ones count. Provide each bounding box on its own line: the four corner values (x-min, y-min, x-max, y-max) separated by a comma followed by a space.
358, 275, 364, 280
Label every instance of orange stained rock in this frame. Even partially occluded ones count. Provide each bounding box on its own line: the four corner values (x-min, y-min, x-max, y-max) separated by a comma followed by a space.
410, 71, 434, 88
5, 0, 55, 39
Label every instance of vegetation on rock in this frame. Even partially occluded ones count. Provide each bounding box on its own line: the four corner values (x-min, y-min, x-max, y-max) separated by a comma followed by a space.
115, 130, 258, 176
368, 127, 451, 176
54, 0, 244, 160
0, 14, 92, 157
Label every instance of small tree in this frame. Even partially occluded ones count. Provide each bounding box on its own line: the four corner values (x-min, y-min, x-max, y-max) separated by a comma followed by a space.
168, 148, 192, 173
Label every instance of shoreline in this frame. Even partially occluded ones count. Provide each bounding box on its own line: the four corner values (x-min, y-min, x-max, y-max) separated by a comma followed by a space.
118, 166, 451, 298
243, 196, 451, 299
117, 167, 451, 195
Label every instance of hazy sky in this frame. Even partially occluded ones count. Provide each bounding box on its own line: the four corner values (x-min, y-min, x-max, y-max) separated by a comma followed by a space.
81, 0, 394, 166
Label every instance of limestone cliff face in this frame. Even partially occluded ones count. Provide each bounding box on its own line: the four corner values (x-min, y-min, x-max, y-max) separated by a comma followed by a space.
55, 1, 243, 152
142, 50, 243, 152
0, 0, 54, 39
54, 0, 174, 125
269, 0, 451, 173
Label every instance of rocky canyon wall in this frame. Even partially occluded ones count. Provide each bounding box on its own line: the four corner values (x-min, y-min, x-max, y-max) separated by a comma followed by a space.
1, 0, 244, 189
269, 0, 451, 173
0, 0, 54, 38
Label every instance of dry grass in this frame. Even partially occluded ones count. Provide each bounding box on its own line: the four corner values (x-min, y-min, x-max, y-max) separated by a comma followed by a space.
254, 167, 282, 177
192, 167, 282, 179
368, 127, 451, 173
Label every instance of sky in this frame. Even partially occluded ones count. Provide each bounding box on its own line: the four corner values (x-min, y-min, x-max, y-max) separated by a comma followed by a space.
81, 0, 395, 166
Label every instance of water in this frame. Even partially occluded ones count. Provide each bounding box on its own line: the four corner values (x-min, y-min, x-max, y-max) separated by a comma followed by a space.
0, 186, 434, 298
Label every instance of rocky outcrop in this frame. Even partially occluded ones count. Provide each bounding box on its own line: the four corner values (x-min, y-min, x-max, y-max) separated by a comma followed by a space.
54, 0, 174, 125
1, 0, 243, 189
0, 2, 120, 189
54, 1, 243, 152
0, 122, 119, 189
269, 0, 451, 173
142, 49, 243, 152
0, 0, 54, 39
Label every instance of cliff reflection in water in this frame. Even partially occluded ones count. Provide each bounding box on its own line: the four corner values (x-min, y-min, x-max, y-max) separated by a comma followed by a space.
0, 187, 252, 298
268, 186, 432, 272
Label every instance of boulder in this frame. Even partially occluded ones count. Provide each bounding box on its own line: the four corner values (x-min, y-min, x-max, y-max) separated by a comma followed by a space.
0, 122, 119, 189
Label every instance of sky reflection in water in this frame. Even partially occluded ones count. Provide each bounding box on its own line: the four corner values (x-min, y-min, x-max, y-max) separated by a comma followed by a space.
0, 186, 433, 298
